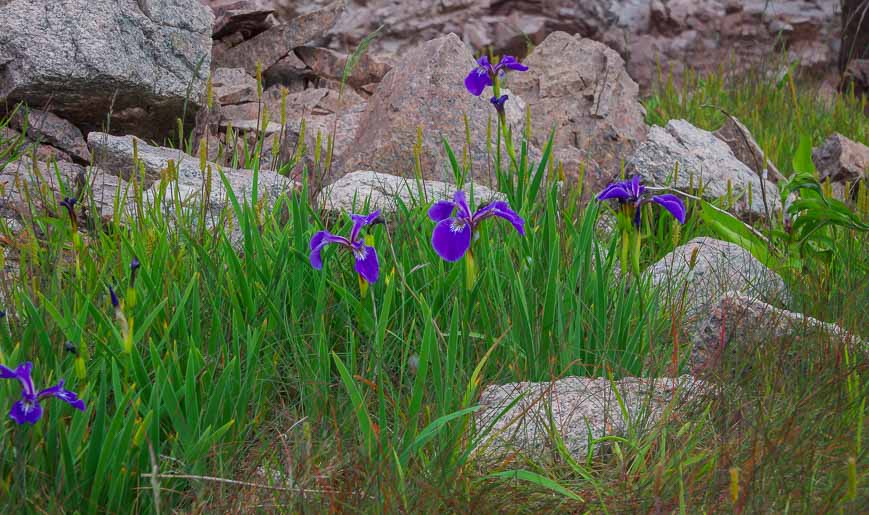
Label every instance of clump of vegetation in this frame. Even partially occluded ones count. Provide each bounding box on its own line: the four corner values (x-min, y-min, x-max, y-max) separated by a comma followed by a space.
0, 54, 866, 513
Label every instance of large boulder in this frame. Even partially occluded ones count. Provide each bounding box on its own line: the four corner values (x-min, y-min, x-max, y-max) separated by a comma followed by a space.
689, 292, 867, 376
474, 375, 707, 464
626, 120, 781, 220
647, 237, 789, 331
318, 170, 504, 215
338, 34, 517, 184
0, 0, 213, 140
509, 31, 647, 191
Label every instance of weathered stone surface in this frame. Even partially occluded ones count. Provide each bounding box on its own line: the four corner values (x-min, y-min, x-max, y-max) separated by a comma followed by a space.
689, 292, 867, 376
318, 170, 504, 214
212, 2, 275, 40
627, 120, 781, 219
211, 67, 259, 105
1, 155, 131, 222
9, 109, 90, 163
474, 375, 707, 463
0, 0, 213, 140
713, 116, 784, 184
213, 0, 346, 76
263, 52, 312, 89
812, 133, 869, 186
295, 47, 391, 88
2, 127, 75, 164
647, 237, 788, 330
339, 34, 513, 184
843, 59, 869, 102
510, 32, 646, 189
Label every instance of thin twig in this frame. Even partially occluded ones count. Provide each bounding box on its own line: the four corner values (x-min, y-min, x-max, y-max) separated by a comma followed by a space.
140, 472, 371, 499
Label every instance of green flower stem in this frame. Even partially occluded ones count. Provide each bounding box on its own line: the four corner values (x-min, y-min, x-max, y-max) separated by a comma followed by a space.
492, 75, 518, 171
465, 249, 477, 291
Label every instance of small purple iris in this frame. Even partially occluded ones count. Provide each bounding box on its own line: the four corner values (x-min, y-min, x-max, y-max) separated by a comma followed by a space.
490, 94, 509, 114
0, 362, 86, 425
597, 176, 686, 227
464, 55, 528, 97
429, 191, 525, 262
309, 211, 381, 283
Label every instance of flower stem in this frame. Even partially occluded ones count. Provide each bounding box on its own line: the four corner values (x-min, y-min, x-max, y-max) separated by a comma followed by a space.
465, 250, 477, 291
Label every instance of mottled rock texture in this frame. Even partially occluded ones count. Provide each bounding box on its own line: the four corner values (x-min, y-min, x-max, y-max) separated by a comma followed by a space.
474, 375, 707, 463
627, 120, 781, 219
0, 0, 213, 140
318, 170, 504, 214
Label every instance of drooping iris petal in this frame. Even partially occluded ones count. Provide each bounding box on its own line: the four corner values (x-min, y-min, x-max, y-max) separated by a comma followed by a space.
309, 231, 350, 270
0, 364, 17, 379
475, 201, 525, 236
350, 210, 382, 243
496, 55, 528, 72
432, 218, 472, 262
353, 245, 380, 284
428, 200, 455, 222
651, 194, 687, 224
596, 182, 633, 201
464, 67, 491, 96
10, 399, 42, 425
37, 381, 87, 412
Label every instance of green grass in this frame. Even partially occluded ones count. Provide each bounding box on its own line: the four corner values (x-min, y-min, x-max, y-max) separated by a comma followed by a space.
0, 63, 867, 512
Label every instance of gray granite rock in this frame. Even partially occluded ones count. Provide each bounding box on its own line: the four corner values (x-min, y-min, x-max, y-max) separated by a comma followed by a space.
0, 0, 213, 140
812, 133, 868, 195
689, 291, 867, 376
647, 237, 789, 330
10, 109, 90, 163
318, 170, 504, 214
627, 120, 781, 220
474, 375, 707, 463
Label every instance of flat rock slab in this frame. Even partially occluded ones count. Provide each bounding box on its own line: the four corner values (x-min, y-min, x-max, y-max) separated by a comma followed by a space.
474, 375, 707, 463
647, 237, 789, 330
0, 0, 213, 140
627, 120, 781, 220
690, 291, 867, 376
317, 170, 505, 214
9, 109, 90, 163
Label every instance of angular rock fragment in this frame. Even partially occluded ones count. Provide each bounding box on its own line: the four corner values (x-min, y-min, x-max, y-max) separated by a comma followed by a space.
295, 47, 391, 89
812, 133, 868, 198
9, 109, 90, 163
713, 116, 784, 184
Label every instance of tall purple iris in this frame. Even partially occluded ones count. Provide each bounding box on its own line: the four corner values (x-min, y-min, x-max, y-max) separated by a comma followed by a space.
0, 362, 86, 425
597, 176, 686, 227
429, 191, 525, 262
464, 55, 528, 97
309, 211, 381, 283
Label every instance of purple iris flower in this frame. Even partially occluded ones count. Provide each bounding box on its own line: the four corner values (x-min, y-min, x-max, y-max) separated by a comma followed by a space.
597, 176, 686, 227
309, 211, 381, 283
0, 362, 86, 425
464, 55, 528, 97
429, 191, 525, 262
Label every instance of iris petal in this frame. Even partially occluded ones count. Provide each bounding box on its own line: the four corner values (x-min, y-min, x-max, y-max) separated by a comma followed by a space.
453, 191, 472, 220
496, 55, 528, 72
428, 200, 455, 222
350, 210, 382, 243
38, 381, 87, 412
651, 194, 687, 224
309, 231, 349, 270
464, 67, 491, 96
10, 399, 42, 425
353, 245, 380, 283
597, 183, 633, 201
432, 218, 472, 262
475, 201, 525, 235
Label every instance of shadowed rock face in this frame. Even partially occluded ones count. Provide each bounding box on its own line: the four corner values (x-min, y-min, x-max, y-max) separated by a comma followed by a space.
0, 0, 213, 140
